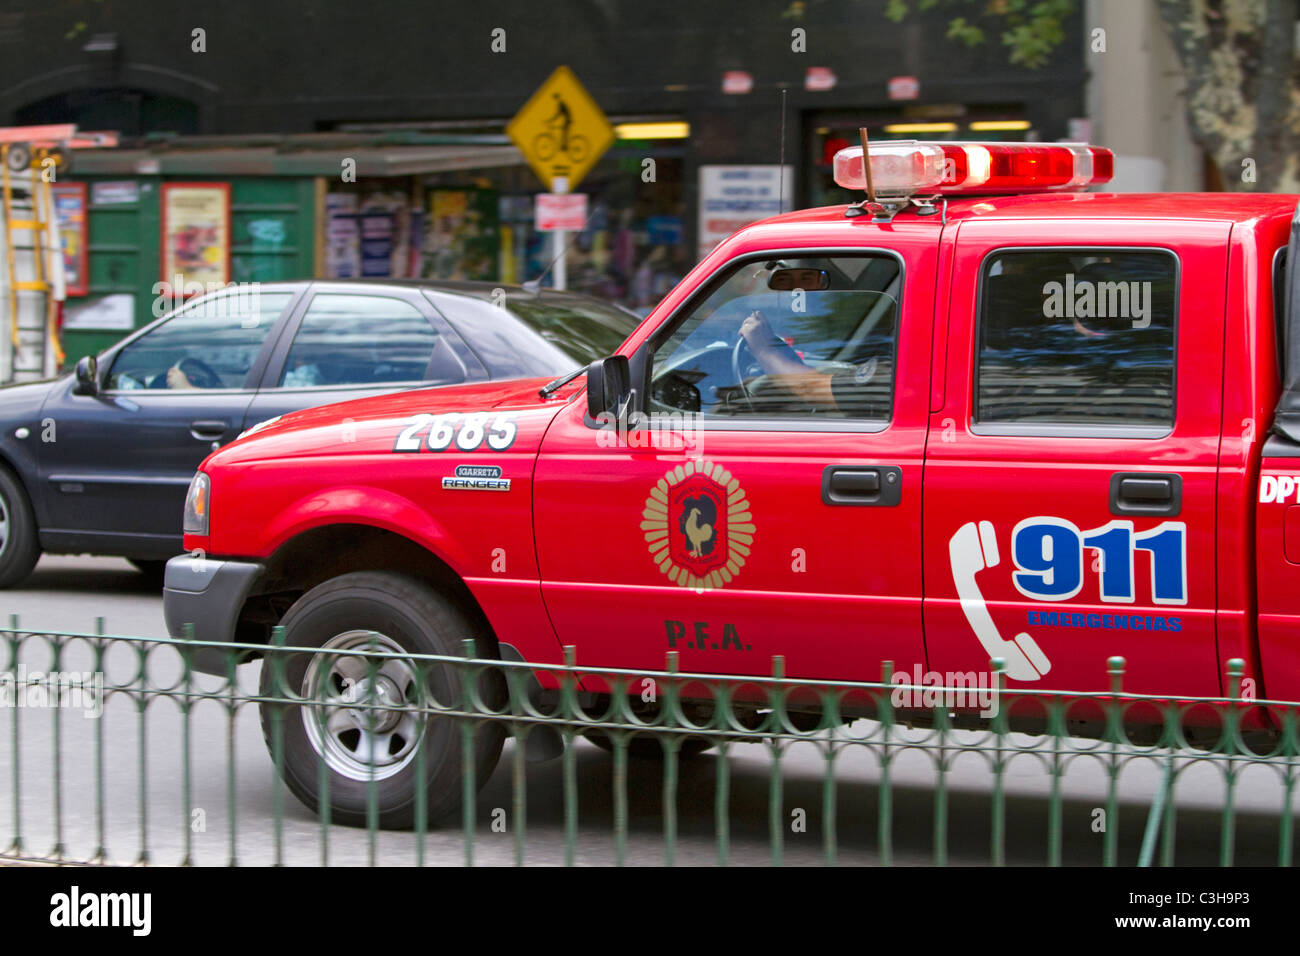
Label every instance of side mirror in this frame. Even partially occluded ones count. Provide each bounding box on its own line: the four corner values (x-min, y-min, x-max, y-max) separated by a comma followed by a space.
586, 355, 631, 419
73, 355, 98, 396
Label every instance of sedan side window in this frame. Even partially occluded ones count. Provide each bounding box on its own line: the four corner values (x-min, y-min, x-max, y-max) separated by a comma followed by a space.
107, 291, 291, 390
276, 294, 463, 388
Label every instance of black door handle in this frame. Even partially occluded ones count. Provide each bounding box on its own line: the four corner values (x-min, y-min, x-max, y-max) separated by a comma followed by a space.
821, 465, 902, 507
1110, 472, 1182, 516
190, 419, 228, 441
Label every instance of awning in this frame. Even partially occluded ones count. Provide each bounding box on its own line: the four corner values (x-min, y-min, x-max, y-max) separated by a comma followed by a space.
68, 142, 525, 178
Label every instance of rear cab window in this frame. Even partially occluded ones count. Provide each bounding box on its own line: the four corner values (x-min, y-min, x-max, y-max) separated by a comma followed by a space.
975, 249, 1178, 431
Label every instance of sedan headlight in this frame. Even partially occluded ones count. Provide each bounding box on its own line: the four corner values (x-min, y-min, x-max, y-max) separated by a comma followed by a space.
183, 472, 210, 535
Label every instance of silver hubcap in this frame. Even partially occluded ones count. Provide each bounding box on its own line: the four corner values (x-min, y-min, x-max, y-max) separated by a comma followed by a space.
0, 490, 9, 558
303, 630, 425, 782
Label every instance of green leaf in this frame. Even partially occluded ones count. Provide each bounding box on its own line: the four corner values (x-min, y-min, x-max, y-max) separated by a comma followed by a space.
946, 17, 986, 47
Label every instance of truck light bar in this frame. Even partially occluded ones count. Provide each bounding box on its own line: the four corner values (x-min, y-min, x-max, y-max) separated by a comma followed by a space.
833, 141, 1114, 198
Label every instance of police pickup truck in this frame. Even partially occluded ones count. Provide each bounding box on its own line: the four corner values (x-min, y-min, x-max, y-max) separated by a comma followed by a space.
164, 141, 1300, 826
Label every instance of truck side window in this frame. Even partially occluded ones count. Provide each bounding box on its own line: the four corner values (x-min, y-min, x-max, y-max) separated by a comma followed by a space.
649, 254, 901, 421
976, 250, 1177, 427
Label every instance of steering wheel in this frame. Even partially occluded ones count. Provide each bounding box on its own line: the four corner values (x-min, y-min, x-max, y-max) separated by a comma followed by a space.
176, 357, 222, 389
730, 333, 758, 411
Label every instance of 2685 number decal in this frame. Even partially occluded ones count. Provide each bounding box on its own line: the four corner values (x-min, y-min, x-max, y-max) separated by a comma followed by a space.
392, 413, 517, 453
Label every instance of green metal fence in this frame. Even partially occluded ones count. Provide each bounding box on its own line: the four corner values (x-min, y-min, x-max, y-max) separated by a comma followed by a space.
1, 618, 1298, 866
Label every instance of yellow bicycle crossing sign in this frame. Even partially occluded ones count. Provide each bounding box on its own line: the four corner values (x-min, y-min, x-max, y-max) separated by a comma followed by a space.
506, 66, 615, 191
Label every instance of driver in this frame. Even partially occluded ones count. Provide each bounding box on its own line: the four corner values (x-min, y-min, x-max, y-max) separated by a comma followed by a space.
166, 357, 216, 389
738, 309, 847, 410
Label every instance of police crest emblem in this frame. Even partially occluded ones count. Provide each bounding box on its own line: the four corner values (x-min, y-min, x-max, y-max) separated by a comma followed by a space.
641, 460, 755, 589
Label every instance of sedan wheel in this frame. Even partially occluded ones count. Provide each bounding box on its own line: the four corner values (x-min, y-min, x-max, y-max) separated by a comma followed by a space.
0, 468, 40, 588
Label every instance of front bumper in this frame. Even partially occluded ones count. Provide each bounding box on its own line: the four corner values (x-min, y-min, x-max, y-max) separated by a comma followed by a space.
163, 554, 265, 676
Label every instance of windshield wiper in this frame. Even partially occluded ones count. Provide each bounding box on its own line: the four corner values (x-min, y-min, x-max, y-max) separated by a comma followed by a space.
539, 364, 588, 398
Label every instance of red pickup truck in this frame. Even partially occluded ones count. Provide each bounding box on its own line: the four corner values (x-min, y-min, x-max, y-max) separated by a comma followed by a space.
164, 141, 1300, 826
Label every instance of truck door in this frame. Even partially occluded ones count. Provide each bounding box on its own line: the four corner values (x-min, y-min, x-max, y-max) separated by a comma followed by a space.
534, 239, 937, 681
922, 219, 1229, 696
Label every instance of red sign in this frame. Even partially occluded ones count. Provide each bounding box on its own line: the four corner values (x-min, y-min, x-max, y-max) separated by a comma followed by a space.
888, 75, 921, 100
51, 183, 88, 296
534, 192, 588, 232
722, 71, 753, 95
805, 67, 837, 92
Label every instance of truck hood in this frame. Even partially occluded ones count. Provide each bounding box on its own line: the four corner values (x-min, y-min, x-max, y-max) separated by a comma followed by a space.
207, 374, 585, 466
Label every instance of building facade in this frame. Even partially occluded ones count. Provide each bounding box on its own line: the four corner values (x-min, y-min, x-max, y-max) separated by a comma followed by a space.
0, 0, 1088, 365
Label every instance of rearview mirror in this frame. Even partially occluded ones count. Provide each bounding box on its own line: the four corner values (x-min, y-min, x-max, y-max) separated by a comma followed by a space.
73, 355, 98, 396
586, 355, 631, 419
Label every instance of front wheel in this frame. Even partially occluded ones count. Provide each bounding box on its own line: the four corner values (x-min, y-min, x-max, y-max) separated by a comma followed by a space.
259, 572, 505, 829
0, 468, 40, 588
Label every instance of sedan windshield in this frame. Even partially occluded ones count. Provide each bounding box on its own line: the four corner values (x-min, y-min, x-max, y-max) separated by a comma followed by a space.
504, 292, 640, 365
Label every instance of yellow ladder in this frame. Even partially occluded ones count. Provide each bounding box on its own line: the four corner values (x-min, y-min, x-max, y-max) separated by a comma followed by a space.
0, 144, 64, 369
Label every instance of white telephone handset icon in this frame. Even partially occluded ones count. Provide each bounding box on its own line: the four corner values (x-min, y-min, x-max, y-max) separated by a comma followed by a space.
949, 520, 1051, 681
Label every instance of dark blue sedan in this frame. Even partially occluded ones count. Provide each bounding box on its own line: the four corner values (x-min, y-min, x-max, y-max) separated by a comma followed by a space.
0, 279, 638, 586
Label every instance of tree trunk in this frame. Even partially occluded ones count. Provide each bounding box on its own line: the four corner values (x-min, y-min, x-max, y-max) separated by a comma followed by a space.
1156, 0, 1300, 191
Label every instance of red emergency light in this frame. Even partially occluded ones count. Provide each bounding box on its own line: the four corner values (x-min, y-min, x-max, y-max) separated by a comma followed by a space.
833, 141, 1114, 198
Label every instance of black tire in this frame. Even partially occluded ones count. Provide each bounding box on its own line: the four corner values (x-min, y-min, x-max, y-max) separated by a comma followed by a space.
128, 559, 166, 586
585, 730, 713, 759
0, 467, 40, 588
259, 571, 505, 829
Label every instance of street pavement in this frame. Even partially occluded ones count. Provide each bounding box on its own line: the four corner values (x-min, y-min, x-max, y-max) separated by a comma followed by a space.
0, 555, 1293, 866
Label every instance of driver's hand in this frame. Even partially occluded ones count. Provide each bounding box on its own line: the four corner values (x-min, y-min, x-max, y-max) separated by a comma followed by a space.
739, 310, 774, 347
1071, 316, 1106, 338
166, 364, 194, 389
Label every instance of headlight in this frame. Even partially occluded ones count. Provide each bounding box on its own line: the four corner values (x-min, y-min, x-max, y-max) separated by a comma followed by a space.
183, 472, 210, 535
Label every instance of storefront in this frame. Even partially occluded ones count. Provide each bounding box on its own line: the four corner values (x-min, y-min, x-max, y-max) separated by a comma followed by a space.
54, 128, 692, 373
49, 78, 1078, 374
397, 138, 688, 315
54, 136, 530, 366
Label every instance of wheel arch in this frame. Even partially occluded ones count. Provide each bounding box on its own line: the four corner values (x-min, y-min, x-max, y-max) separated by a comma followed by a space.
0, 448, 40, 519
234, 523, 498, 656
